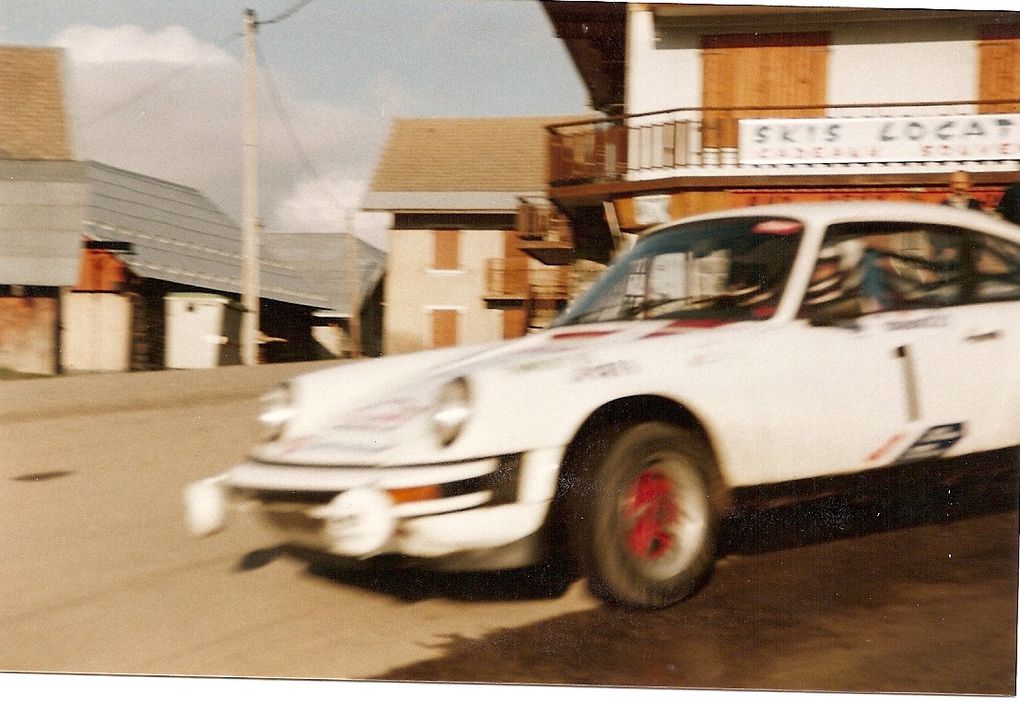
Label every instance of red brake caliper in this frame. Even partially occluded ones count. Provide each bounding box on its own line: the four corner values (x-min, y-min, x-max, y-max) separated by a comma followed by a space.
624, 469, 680, 560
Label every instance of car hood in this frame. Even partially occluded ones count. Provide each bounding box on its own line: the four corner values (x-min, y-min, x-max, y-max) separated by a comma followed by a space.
253, 317, 765, 466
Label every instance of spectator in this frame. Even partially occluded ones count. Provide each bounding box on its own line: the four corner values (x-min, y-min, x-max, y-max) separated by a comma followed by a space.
943, 170, 984, 210
995, 180, 1020, 225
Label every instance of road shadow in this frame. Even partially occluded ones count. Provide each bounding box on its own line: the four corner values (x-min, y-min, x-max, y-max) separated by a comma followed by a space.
721, 450, 1018, 556
289, 552, 576, 604
251, 449, 1017, 605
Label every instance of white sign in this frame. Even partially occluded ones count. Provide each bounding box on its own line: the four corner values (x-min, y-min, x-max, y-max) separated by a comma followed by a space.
739, 113, 1020, 165
633, 194, 671, 225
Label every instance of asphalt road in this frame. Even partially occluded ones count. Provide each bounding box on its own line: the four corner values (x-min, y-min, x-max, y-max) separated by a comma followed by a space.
1, 362, 1016, 696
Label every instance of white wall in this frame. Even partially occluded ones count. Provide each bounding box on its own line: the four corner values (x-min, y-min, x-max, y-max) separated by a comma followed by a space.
61, 291, 132, 372
828, 21, 976, 107
626, 8, 985, 115
383, 228, 504, 355
626, 6, 702, 115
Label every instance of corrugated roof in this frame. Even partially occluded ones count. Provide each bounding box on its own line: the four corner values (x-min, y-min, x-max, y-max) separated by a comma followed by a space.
82, 162, 381, 309
0, 160, 86, 286
369, 115, 580, 194
261, 232, 385, 316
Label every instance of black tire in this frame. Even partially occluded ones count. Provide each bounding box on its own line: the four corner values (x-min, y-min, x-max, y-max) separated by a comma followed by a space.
573, 422, 719, 608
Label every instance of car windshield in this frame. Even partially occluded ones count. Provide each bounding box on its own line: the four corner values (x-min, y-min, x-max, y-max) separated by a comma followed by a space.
554, 216, 805, 327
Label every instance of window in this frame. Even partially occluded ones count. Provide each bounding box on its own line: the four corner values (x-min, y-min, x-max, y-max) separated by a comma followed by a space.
971, 233, 1020, 303
557, 217, 804, 326
801, 222, 964, 318
433, 230, 460, 270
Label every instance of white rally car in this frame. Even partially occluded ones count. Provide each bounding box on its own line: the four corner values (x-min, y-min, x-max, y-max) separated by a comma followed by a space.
185, 201, 1020, 608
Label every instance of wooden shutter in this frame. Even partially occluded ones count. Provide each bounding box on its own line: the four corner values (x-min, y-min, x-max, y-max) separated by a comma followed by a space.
431, 309, 458, 348
433, 230, 460, 270
502, 308, 528, 339
702, 33, 829, 149
979, 25, 1020, 113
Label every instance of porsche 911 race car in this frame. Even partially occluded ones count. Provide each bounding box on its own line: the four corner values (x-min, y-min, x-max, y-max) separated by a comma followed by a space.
185, 201, 1020, 608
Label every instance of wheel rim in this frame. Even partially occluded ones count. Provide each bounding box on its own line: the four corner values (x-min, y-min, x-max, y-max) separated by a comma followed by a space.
615, 453, 708, 581
623, 468, 679, 560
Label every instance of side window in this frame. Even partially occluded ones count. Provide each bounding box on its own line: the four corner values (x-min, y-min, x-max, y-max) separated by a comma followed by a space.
801, 222, 964, 318
970, 233, 1020, 303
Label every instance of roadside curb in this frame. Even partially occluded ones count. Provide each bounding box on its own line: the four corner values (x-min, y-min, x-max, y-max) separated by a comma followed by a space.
0, 360, 342, 423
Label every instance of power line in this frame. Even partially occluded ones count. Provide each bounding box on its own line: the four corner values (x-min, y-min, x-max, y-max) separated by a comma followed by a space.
256, 44, 325, 187
256, 42, 355, 229
80, 30, 243, 129
259, 0, 316, 26
79, 0, 316, 129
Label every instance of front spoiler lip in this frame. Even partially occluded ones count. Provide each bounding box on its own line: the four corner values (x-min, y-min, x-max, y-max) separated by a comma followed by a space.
226, 456, 503, 492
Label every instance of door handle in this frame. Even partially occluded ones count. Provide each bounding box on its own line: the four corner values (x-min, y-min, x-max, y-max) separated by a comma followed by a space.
964, 329, 1002, 343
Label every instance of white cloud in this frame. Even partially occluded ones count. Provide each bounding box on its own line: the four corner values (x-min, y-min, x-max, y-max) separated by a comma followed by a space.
52, 24, 235, 65
272, 175, 391, 251
54, 24, 391, 249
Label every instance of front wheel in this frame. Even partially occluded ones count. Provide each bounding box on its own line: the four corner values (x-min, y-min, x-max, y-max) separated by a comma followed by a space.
576, 422, 719, 608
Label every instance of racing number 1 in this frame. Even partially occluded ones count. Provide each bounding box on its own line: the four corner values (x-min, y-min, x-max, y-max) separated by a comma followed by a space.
895, 345, 920, 422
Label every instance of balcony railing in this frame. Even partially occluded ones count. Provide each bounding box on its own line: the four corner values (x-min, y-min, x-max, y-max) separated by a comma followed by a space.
484, 259, 571, 301
516, 196, 573, 244
548, 98, 1020, 186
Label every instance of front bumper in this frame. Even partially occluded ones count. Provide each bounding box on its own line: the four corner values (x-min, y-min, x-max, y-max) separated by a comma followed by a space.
184, 448, 563, 570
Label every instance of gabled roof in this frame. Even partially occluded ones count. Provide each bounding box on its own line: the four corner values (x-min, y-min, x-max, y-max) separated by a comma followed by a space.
0, 46, 73, 160
82, 161, 381, 310
261, 232, 385, 316
364, 115, 587, 213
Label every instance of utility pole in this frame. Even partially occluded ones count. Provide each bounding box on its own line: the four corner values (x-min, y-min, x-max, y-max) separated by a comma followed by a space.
241, 8, 261, 365
345, 211, 362, 359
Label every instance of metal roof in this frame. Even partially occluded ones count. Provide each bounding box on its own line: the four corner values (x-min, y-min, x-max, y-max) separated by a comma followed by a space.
0, 160, 86, 286
261, 232, 386, 316
81, 161, 383, 309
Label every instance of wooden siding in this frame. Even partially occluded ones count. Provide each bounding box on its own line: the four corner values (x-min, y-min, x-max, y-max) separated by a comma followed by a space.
701, 32, 829, 148
979, 25, 1020, 113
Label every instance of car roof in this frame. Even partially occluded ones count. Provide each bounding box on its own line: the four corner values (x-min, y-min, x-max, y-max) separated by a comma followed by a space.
645, 200, 1020, 244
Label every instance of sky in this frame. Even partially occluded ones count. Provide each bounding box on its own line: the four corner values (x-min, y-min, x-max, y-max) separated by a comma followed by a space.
0, 0, 1010, 251
0, 0, 592, 249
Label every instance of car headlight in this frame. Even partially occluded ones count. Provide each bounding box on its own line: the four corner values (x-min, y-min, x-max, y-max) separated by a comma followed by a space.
431, 377, 471, 447
258, 383, 295, 442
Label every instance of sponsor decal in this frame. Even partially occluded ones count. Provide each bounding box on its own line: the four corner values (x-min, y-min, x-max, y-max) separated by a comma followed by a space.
895, 423, 966, 463
302, 440, 395, 455
551, 329, 620, 342
510, 356, 572, 373
344, 398, 428, 430
642, 318, 730, 339
882, 314, 949, 332
866, 432, 907, 463
572, 360, 639, 382
283, 435, 394, 456
751, 219, 803, 236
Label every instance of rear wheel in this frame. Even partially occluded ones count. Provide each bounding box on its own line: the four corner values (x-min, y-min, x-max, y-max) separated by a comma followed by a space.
575, 422, 718, 608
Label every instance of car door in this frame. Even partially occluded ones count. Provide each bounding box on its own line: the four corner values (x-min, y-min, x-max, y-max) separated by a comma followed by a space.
752, 315, 915, 485
754, 220, 973, 483
908, 228, 1020, 455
